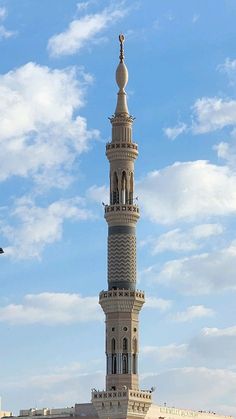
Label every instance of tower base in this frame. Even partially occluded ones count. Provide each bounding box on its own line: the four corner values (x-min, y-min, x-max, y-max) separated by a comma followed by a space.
92, 389, 152, 419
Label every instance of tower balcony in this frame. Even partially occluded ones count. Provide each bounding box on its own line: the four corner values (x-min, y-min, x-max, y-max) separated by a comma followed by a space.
104, 204, 140, 226
106, 142, 138, 162
99, 289, 145, 314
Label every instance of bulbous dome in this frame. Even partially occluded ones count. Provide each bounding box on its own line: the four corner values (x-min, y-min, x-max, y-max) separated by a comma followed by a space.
116, 61, 128, 91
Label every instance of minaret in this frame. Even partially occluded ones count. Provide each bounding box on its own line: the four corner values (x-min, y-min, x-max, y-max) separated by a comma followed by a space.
92, 35, 152, 419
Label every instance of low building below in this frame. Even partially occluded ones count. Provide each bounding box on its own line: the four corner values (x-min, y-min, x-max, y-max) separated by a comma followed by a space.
10, 403, 233, 419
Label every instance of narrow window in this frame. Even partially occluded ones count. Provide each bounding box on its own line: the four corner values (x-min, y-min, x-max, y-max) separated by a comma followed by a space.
112, 354, 117, 374
121, 171, 127, 204
132, 354, 137, 374
123, 337, 128, 351
112, 172, 119, 204
111, 338, 116, 352
122, 354, 128, 374
129, 172, 134, 204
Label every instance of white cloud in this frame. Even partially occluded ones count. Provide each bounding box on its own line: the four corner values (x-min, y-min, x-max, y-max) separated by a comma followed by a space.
203, 325, 236, 337
172, 305, 214, 322
0, 25, 15, 39
156, 243, 236, 294
142, 324, 236, 367
0, 7, 6, 20
142, 344, 188, 361
192, 223, 223, 239
0, 7, 15, 40
214, 127, 236, 168
164, 59, 236, 138
2, 362, 104, 411
189, 326, 236, 366
140, 325, 236, 414
86, 184, 109, 204
0, 292, 102, 325
0, 62, 98, 187
218, 57, 236, 86
77, 1, 91, 12
149, 224, 223, 254
192, 97, 236, 134
138, 161, 236, 224
163, 122, 187, 140
0, 196, 94, 259
141, 367, 236, 416
48, 4, 127, 57
145, 296, 172, 311
215, 141, 233, 162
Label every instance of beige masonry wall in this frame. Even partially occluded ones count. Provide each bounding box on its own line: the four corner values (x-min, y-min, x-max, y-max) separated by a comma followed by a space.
146, 404, 233, 419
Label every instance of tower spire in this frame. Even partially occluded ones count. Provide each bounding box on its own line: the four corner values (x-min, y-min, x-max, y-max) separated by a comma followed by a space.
115, 34, 129, 115
92, 34, 152, 419
119, 33, 125, 62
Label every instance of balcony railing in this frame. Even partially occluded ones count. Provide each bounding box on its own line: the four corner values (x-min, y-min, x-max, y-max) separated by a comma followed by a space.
104, 204, 139, 214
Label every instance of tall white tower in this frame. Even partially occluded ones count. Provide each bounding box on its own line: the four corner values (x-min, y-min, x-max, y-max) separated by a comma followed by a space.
92, 35, 152, 419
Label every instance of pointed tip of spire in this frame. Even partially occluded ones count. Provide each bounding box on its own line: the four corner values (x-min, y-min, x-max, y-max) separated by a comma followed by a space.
116, 33, 128, 92
115, 34, 129, 115
119, 33, 125, 62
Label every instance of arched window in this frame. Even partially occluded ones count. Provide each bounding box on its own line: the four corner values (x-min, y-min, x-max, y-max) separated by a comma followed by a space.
132, 354, 137, 374
121, 171, 127, 204
133, 337, 137, 353
122, 354, 128, 374
111, 338, 116, 352
123, 337, 128, 352
112, 172, 119, 204
129, 172, 134, 204
110, 171, 112, 204
112, 354, 117, 374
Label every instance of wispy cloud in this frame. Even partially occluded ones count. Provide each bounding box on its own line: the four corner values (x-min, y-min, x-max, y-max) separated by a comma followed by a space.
203, 325, 236, 337
164, 97, 236, 139
0, 7, 15, 40
0, 292, 102, 325
143, 324, 236, 366
142, 343, 188, 361
145, 296, 172, 311
218, 57, 236, 86
164, 122, 187, 140
192, 13, 200, 23
172, 305, 214, 322
164, 58, 236, 139
48, 3, 128, 57
0, 7, 6, 19
141, 367, 236, 415
214, 133, 236, 168
148, 242, 236, 295
145, 224, 223, 254
77, 1, 92, 12
86, 184, 109, 204
0, 196, 94, 259
3, 361, 104, 411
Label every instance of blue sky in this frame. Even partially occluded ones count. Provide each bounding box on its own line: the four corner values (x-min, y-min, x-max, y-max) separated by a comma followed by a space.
0, 0, 236, 416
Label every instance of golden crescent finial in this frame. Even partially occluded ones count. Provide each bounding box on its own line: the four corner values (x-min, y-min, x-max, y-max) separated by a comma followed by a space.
119, 33, 125, 62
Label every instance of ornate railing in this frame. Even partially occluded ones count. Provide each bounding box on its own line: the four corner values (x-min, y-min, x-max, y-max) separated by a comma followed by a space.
104, 204, 139, 214
99, 290, 145, 299
106, 142, 138, 151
